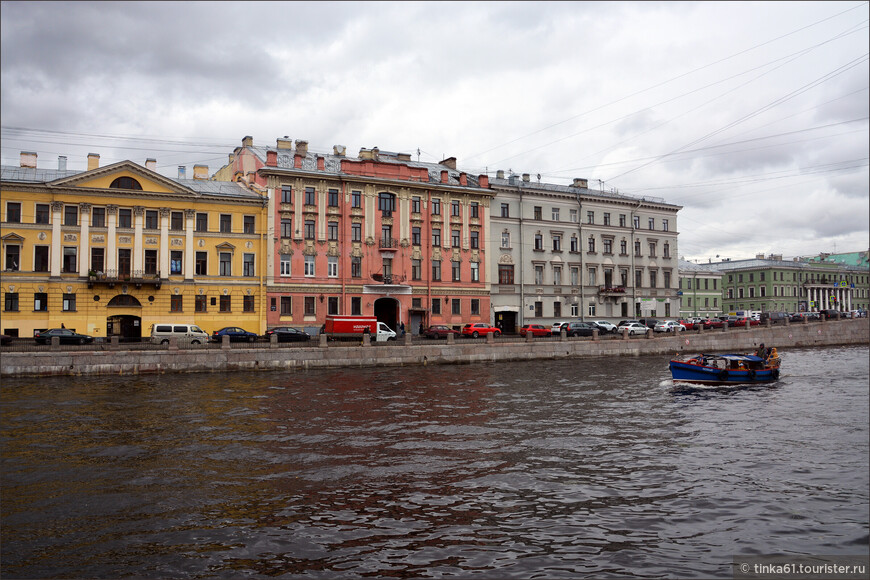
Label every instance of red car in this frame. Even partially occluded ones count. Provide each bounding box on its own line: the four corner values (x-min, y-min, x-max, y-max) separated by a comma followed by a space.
519, 324, 550, 337
461, 323, 501, 338
421, 325, 460, 339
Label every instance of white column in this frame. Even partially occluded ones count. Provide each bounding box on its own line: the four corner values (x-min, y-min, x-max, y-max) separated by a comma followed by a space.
106, 205, 118, 275
184, 209, 195, 280
50, 201, 63, 277
159, 208, 170, 277
78, 203, 91, 276
133, 206, 144, 276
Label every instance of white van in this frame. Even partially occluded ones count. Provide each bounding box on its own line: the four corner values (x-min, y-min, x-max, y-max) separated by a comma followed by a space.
150, 323, 209, 345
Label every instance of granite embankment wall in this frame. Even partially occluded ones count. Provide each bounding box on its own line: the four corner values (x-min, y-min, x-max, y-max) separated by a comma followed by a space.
2, 319, 867, 378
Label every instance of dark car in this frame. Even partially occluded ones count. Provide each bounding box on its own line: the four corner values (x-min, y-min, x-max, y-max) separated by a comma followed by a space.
560, 321, 596, 337
638, 318, 659, 329
34, 328, 94, 345
263, 327, 311, 342
212, 327, 259, 342
422, 324, 460, 339
0, 333, 12, 346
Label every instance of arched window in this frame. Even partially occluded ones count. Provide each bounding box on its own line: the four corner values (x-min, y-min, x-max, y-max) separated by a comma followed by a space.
378, 192, 396, 216
107, 294, 142, 307
110, 176, 143, 190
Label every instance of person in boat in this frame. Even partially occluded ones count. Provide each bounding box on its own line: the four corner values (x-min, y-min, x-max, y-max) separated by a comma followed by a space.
756, 343, 769, 360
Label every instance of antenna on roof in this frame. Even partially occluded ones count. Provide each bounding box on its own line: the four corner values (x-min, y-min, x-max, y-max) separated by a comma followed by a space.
417, 148, 420, 162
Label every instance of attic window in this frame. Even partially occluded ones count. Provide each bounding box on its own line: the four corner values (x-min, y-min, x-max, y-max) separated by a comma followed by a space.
110, 177, 143, 190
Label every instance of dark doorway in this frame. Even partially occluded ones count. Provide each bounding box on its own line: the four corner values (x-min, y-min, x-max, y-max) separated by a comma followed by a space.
495, 310, 517, 334
374, 297, 398, 332
106, 314, 141, 342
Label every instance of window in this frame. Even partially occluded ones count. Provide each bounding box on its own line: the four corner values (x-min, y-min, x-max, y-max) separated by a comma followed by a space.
470, 230, 479, 249
165, 250, 181, 275
571, 267, 579, 286
534, 206, 542, 220
552, 235, 561, 252
220, 214, 232, 233
328, 256, 338, 277
633, 216, 640, 229
34, 292, 48, 311
432, 260, 441, 281
379, 192, 396, 216
304, 296, 316, 315
534, 234, 543, 250
571, 303, 579, 317
431, 299, 441, 315
118, 248, 131, 276
382, 257, 392, 280
620, 214, 627, 227
145, 250, 158, 275
328, 189, 339, 207
471, 298, 480, 315
351, 190, 361, 208
554, 301, 561, 318
243, 254, 255, 277
432, 228, 441, 247
451, 200, 460, 217
662, 219, 669, 232
635, 269, 643, 288
587, 211, 594, 224
501, 231, 510, 248
64, 205, 78, 226
351, 296, 362, 316
4, 292, 19, 311
604, 213, 611, 226
451, 230, 460, 248
220, 295, 231, 313
588, 303, 596, 317
281, 219, 293, 239
170, 295, 183, 312
603, 239, 612, 254
535, 301, 543, 317
431, 199, 441, 215
650, 270, 658, 288
570, 235, 579, 252
648, 242, 656, 257
62, 247, 77, 273
535, 265, 544, 285
663, 242, 670, 258
110, 176, 142, 190
664, 271, 672, 289
328, 221, 338, 241
243, 215, 255, 234
219, 252, 231, 276
452, 260, 461, 281
170, 211, 184, 231
63, 293, 76, 312
282, 186, 293, 204
382, 224, 393, 246
451, 299, 461, 315
280, 255, 291, 277
34, 246, 49, 272
5, 245, 20, 271
304, 256, 315, 277
500, 203, 509, 218
588, 268, 596, 286
351, 257, 361, 278
412, 226, 421, 246
305, 187, 316, 206
195, 295, 207, 312
648, 217, 655, 230
470, 202, 479, 218
281, 296, 292, 315
144, 210, 157, 230
587, 237, 596, 253
552, 208, 560, 221
118, 209, 132, 228
412, 259, 421, 280
412, 196, 421, 213
35, 203, 50, 224
634, 240, 641, 256
499, 264, 514, 285
351, 222, 361, 242
243, 295, 255, 312
328, 296, 339, 315
570, 209, 578, 223
553, 266, 562, 286
90, 207, 106, 227
304, 220, 315, 240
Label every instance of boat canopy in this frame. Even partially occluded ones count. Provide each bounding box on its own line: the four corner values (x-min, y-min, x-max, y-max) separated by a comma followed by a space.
701, 354, 764, 363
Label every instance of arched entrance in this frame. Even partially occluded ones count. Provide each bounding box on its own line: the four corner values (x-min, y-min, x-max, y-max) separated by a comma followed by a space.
374, 297, 399, 333
106, 294, 142, 342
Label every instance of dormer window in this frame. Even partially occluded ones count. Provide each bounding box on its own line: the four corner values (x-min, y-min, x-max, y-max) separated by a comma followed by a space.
110, 176, 143, 190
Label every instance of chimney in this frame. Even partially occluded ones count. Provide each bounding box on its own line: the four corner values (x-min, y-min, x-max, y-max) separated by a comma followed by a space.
266, 150, 278, 167
333, 145, 346, 156
439, 157, 457, 170
20, 151, 37, 168
496, 170, 504, 179
294, 154, 303, 168
459, 172, 467, 186
522, 173, 530, 182
242, 135, 253, 147
228, 153, 235, 164
479, 174, 489, 188
277, 137, 293, 150
371, 147, 380, 160
317, 156, 325, 171
397, 152, 411, 162
359, 148, 373, 160
295, 140, 308, 157
145, 158, 156, 171
756, 253, 765, 260
87, 153, 100, 170
441, 170, 449, 184
178, 166, 187, 179
58, 156, 67, 171
193, 164, 208, 180
572, 178, 588, 188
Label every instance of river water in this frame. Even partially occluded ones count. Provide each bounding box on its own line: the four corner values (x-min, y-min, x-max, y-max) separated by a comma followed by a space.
2, 345, 868, 579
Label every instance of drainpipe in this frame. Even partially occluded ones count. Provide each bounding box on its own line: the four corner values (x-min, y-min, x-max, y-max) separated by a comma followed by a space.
630, 200, 642, 318
577, 191, 584, 322
341, 180, 347, 313
518, 179, 525, 327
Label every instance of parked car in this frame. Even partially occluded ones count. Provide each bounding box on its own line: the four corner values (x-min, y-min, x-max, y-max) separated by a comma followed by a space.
560, 321, 596, 337
263, 327, 311, 342
34, 328, 94, 345
0, 333, 12, 346
551, 322, 569, 336
461, 323, 501, 338
703, 318, 725, 329
617, 320, 642, 328
422, 324, 460, 339
589, 320, 618, 334
151, 323, 209, 345
638, 318, 659, 329
654, 320, 685, 333
519, 324, 551, 337
618, 322, 650, 336
212, 327, 259, 342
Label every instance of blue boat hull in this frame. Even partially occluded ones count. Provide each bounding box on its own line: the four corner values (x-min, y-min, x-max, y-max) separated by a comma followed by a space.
669, 360, 780, 385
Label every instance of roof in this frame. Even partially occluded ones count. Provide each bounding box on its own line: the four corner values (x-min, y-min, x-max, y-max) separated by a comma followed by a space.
488, 176, 679, 208
693, 257, 868, 273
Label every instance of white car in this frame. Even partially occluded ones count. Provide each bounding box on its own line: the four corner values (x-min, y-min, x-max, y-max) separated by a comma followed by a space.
654, 320, 685, 333
590, 320, 618, 334
551, 321, 569, 335
618, 322, 649, 335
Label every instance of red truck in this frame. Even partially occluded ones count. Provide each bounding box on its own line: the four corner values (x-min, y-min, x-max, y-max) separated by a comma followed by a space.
323, 315, 397, 342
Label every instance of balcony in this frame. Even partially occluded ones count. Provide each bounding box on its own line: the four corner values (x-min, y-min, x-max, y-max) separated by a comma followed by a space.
379, 238, 398, 251
88, 269, 162, 289
598, 285, 626, 296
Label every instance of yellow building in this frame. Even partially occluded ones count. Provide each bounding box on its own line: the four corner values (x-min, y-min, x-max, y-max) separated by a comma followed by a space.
1, 152, 268, 341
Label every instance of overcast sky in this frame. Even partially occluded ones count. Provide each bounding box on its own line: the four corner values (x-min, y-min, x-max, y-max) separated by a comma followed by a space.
2, 1, 868, 263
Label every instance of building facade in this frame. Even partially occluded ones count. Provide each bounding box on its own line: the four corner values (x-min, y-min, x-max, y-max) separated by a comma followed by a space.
228, 139, 496, 334
678, 259, 723, 319
489, 173, 682, 331
1, 152, 267, 340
